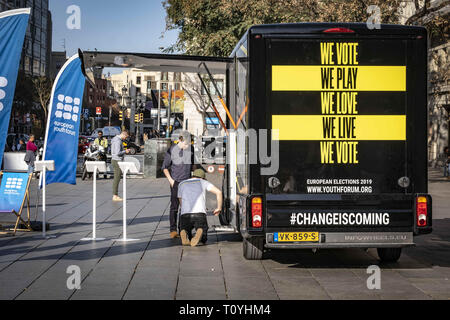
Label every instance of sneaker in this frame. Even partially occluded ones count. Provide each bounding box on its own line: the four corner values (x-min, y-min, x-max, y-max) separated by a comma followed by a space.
190, 228, 203, 247
170, 231, 179, 238
180, 230, 190, 245
112, 195, 123, 201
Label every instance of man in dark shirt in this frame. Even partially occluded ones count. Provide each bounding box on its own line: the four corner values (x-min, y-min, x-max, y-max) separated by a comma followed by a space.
162, 131, 196, 238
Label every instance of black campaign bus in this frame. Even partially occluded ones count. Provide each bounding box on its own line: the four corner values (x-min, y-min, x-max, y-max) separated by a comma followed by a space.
221, 23, 431, 260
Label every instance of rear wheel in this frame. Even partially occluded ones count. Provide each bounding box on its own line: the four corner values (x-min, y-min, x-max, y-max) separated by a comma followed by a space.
377, 248, 402, 262
129, 147, 136, 155
243, 237, 264, 260
219, 167, 231, 225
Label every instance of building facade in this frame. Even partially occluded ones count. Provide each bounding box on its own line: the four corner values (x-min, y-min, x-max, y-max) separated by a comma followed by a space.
50, 51, 66, 79
107, 69, 226, 137
400, 0, 450, 166
0, 0, 52, 77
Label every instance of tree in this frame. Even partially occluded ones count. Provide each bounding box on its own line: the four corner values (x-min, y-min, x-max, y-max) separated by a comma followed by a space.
13, 72, 34, 114
32, 76, 53, 120
182, 73, 210, 134
163, 0, 404, 57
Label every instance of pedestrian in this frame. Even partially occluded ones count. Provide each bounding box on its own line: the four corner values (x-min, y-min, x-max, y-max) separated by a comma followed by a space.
94, 130, 108, 149
111, 129, 130, 201
17, 139, 26, 151
162, 130, 197, 238
444, 147, 450, 179
24, 134, 37, 174
178, 169, 222, 246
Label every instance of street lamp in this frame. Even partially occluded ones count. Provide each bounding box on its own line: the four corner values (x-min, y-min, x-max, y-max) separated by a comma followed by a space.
107, 86, 115, 127
121, 86, 127, 130
135, 92, 145, 145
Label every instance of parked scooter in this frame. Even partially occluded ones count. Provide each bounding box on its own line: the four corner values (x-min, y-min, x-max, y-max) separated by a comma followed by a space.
81, 143, 108, 180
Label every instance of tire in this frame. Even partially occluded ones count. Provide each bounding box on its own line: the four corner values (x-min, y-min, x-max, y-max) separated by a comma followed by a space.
129, 147, 136, 155
219, 167, 231, 225
81, 167, 88, 180
243, 237, 264, 260
377, 248, 402, 262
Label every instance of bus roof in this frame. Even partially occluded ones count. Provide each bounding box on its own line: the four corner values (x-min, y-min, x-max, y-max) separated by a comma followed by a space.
231, 22, 426, 57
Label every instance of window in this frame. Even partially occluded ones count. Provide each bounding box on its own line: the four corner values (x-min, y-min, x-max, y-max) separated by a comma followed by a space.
147, 81, 156, 90
174, 72, 182, 82
24, 56, 30, 72
201, 79, 224, 96
136, 76, 141, 85
33, 43, 40, 58
161, 72, 168, 81
34, 9, 41, 26
41, 48, 46, 61
33, 59, 40, 74
34, 27, 41, 42
160, 82, 168, 90
136, 87, 141, 94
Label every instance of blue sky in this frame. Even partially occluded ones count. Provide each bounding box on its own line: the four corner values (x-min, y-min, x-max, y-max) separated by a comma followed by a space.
49, 0, 179, 55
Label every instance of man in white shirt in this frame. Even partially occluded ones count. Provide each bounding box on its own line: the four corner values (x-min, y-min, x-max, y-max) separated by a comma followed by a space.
177, 169, 222, 246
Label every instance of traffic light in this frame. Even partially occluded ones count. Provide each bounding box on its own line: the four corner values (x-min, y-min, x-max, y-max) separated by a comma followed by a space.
119, 110, 123, 121
139, 113, 143, 123
134, 114, 139, 123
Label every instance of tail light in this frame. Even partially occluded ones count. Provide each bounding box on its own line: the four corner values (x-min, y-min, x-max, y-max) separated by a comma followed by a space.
251, 197, 263, 228
416, 196, 428, 227
323, 27, 355, 33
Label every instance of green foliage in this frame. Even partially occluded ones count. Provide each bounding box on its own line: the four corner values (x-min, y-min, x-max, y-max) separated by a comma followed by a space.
163, 0, 402, 57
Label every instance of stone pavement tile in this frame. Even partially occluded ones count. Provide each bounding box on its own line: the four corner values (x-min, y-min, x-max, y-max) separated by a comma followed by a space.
264, 266, 312, 279
316, 279, 381, 300
338, 268, 431, 299
331, 249, 381, 267
267, 249, 347, 268
221, 259, 268, 278
270, 277, 330, 300
70, 273, 134, 300
224, 276, 279, 300
176, 275, 226, 300
395, 268, 449, 280
123, 272, 178, 300
309, 268, 362, 280
408, 278, 450, 299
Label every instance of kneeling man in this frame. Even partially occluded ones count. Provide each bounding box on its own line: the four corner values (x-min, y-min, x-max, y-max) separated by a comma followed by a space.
177, 169, 222, 246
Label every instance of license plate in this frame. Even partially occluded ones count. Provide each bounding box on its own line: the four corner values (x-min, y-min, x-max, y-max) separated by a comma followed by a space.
274, 232, 319, 242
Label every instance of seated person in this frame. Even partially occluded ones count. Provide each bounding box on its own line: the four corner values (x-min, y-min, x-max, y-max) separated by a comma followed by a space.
94, 131, 108, 149
177, 169, 222, 246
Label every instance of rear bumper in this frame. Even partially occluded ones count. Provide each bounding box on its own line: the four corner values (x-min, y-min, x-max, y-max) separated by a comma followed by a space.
265, 232, 414, 249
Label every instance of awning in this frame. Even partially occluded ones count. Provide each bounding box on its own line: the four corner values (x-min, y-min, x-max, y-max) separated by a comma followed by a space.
81, 50, 231, 82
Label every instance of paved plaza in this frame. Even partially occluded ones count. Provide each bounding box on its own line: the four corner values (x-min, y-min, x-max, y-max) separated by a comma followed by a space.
0, 169, 449, 300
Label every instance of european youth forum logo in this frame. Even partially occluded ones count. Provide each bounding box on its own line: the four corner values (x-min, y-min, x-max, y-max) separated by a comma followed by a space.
55, 94, 81, 122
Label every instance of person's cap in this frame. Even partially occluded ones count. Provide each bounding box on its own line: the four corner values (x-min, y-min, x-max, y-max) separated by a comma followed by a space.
192, 169, 205, 179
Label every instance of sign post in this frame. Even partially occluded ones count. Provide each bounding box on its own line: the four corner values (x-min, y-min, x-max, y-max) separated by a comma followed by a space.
35, 160, 55, 238
116, 162, 139, 242
81, 161, 107, 241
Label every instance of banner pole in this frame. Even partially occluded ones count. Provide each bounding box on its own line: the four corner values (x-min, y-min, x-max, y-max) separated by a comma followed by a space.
93, 166, 97, 239
123, 168, 127, 240
42, 166, 46, 238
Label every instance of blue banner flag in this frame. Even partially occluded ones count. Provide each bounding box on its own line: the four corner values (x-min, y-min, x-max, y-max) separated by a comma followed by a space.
0, 8, 31, 167
42, 53, 86, 185
0, 172, 30, 213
